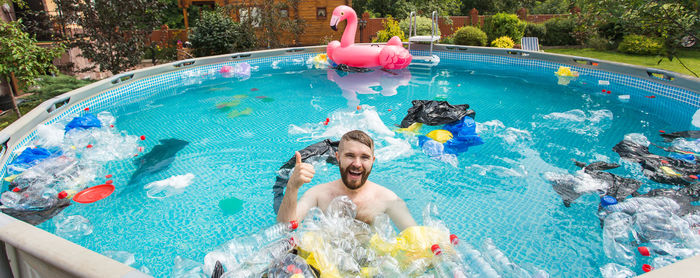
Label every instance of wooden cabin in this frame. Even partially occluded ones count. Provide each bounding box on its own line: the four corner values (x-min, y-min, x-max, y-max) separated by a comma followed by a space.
179, 0, 352, 46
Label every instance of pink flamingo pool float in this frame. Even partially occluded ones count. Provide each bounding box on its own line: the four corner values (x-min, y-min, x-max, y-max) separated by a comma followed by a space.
327, 5, 412, 70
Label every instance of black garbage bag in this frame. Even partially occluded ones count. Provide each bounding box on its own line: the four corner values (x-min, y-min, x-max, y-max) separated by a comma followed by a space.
0, 198, 71, 226
399, 100, 475, 128
641, 184, 700, 216
660, 130, 700, 142
273, 139, 339, 214
550, 160, 642, 207
613, 140, 700, 186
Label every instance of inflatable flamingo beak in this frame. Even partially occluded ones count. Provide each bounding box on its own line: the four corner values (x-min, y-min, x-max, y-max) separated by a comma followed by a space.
330, 15, 339, 31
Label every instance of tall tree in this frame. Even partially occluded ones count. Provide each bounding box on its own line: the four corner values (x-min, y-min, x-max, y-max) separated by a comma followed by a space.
227, 0, 306, 48
0, 20, 64, 117
52, 0, 164, 74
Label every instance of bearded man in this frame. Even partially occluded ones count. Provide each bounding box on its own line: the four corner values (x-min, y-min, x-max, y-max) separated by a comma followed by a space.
276, 130, 417, 231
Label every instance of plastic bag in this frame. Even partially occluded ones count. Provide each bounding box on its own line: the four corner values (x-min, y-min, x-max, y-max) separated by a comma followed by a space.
64, 113, 102, 132
399, 100, 475, 128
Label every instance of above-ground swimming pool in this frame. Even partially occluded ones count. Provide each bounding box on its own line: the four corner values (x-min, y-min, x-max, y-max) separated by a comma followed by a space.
1, 46, 699, 278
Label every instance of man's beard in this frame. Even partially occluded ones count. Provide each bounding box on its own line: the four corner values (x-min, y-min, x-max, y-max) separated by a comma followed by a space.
340, 163, 372, 190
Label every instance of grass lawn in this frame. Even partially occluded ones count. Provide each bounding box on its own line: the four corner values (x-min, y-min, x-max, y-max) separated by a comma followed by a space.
544, 48, 700, 77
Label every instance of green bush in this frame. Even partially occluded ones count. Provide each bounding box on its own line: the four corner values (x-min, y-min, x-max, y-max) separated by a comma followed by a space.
440, 34, 455, 44
587, 36, 614, 51
491, 36, 514, 48
524, 22, 546, 39
542, 17, 576, 46
453, 26, 487, 46
399, 16, 440, 37
483, 13, 526, 43
21, 75, 92, 109
373, 16, 405, 43
189, 10, 256, 57
617, 35, 664, 55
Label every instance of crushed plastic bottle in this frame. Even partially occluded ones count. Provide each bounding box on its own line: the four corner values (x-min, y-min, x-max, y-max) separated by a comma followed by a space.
599, 263, 635, 278
171, 256, 206, 278
482, 238, 530, 277
54, 213, 93, 240
204, 221, 298, 275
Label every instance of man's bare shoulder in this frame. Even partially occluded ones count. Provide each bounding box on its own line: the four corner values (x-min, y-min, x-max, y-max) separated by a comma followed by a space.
367, 181, 400, 201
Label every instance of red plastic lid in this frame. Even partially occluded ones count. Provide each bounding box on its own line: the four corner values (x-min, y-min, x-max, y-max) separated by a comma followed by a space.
431, 244, 442, 255
450, 234, 459, 245
57, 191, 68, 199
638, 246, 650, 256
72, 184, 115, 204
11, 187, 19, 192
642, 264, 653, 273
689, 175, 698, 180
289, 220, 299, 230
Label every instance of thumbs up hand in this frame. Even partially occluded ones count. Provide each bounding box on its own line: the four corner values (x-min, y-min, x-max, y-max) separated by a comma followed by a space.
288, 151, 315, 190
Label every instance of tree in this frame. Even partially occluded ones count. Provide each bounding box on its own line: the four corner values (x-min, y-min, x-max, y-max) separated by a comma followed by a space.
189, 9, 255, 57
0, 20, 64, 117
578, 0, 699, 77
354, 0, 461, 18
227, 0, 306, 48
52, 0, 164, 74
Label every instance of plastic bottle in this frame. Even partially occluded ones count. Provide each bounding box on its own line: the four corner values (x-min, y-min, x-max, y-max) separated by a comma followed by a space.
204, 221, 298, 275
237, 237, 297, 272
0, 187, 58, 210
450, 235, 500, 278
430, 244, 468, 278
600, 196, 679, 214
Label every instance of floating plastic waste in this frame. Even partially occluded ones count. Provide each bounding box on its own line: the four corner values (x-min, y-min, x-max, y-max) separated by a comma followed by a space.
144, 173, 195, 199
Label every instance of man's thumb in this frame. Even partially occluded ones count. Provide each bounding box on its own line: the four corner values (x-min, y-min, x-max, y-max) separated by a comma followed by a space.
295, 151, 302, 165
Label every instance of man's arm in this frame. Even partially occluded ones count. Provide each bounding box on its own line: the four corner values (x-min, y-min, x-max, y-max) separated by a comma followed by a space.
277, 151, 315, 222
385, 198, 418, 231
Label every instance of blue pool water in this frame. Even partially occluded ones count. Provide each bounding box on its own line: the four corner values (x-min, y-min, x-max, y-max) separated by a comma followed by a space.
32, 55, 698, 277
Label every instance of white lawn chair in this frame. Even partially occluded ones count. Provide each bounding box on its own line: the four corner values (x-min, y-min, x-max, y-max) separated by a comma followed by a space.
521, 37, 540, 51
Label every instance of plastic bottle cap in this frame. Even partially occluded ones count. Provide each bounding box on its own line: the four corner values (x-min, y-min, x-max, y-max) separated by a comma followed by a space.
286, 265, 296, 273
388, 109, 392, 111
11, 187, 20, 192
601, 89, 605, 92
140, 135, 146, 140
106, 174, 113, 178
289, 236, 296, 246
600, 195, 618, 207
660, 160, 669, 164
357, 106, 361, 110
86, 144, 93, 148
689, 175, 698, 180
58, 191, 68, 199
638, 246, 650, 256
431, 244, 442, 255
106, 180, 113, 184
450, 234, 459, 245
110, 125, 114, 128
289, 220, 298, 230
84, 107, 89, 111
659, 130, 665, 133
642, 264, 653, 272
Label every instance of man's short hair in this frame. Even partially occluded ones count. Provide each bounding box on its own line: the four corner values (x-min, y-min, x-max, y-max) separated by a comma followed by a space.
340, 130, 374, 151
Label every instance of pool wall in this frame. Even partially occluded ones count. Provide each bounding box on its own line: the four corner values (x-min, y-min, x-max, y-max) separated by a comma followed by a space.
0, 44, 697, 277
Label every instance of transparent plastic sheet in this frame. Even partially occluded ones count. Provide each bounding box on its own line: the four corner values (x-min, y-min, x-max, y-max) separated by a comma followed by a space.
171, 256, 207, 278
540, 109, 613, 136
144, 173, 195, 199
53, 212, 93, 241
599, 263, 635, 278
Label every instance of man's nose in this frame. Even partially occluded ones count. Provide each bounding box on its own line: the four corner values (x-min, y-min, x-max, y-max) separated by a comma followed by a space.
351, 157, 362, 167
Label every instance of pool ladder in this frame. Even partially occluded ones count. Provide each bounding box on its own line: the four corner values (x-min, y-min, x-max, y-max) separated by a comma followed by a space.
407, 11, 441, 67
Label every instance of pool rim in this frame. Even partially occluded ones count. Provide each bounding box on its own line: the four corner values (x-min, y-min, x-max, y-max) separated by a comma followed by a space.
0, 44, 698, 277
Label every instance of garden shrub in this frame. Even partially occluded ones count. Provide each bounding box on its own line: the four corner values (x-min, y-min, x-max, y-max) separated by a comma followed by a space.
542, 17, 576, 46
373, 16, 405, 43
524, 22, 546, 39
483, 13, 526, 43
189, 10, 256, 57
491, 36, 514, 48
617, 35, 664, 55
440, 33, 455, 44
453, 26, 487, 46
399, 16, 440, 37
587, 36, 613, 51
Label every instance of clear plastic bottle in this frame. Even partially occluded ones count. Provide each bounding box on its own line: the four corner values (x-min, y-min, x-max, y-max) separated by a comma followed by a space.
204, 221, 298, 275
0, 187, 58, 210
600, 196, 679, 214
450, 235, 500, 278
431, 244, 468, 278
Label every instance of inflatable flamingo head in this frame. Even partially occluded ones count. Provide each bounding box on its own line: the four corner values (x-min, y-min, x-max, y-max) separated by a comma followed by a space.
330, 5, 356, 31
